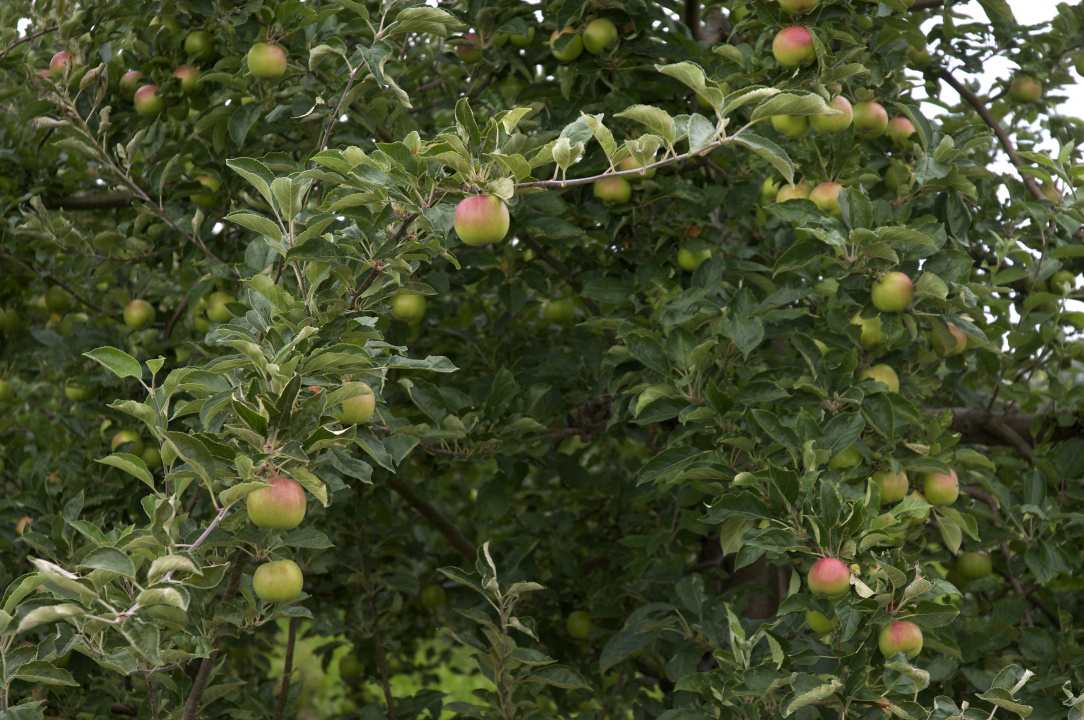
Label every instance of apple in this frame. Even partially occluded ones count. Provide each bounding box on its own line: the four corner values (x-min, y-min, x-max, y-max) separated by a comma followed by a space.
807, 557, 850, 600
957, 550, 992, 580
760, 177, 781, 202
184, 30, 217, 62
906, 46, 931, 69
544, 298, 577, 324
779, 0, 820, 12
64, 381, 97, 401
853, 102, 889, 139
191, 175, 221, 208
771, 114, 810, 139
456, 33, 482, 63
509, 28, 536, 48
206, 291, 235, 323
340, 654, 363, 679
1049, 270, 1075, 295
391, 293, 426, 321
247, 475, 307, 529
809, 96, 853, 134
49, 51, 72, 78
566, 610, 592, 639
45, 286, 71, 313
860, 364, 899, 392
618, 155, 655, 179
829, 445, 862, 469
922, 469, 958, 505
871, 271, 913, 312
248, 42, 287, 78
172, 65, 202, 94
253, 559, 304, 602
930, 321, 966, 356
339, 382, 376, 424
119, 70, 144, 97
15, 516, 32, 536
772, 27, 815, 69
0, 380, 13, 403
810, 182, 843, 218
593, 176, 632, 203
678, 247, 711, 272
124, 299, 156, 330
134, 85, 164, 117
776, 182, 811, 202
550, 28, 583, 62
1009, 76, 1041, 103
454, 195, 510, 246
141, 446, 161, 469
420, 584, 447, 608
871, 470, 908, 504
850, 313, 886, 348
582, 18, 618, 54
886, 117, 916, 148
805, 610, 837, 634
879, 620, 922, 659
885, 163, 912, 192
493, 33, 509, 48
111, 429, 144, 456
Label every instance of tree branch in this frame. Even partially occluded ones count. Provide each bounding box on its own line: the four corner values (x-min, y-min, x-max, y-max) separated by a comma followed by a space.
1, 25, 58, 58
386, 475, 477, 562
938, 69, 1045, 201
928, 407, 1082, 450
43, 193, 135, 210
273, 617, 298, 720
909, 0, 944, 9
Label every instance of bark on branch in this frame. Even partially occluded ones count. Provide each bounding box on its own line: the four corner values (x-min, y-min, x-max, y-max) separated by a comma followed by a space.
43, 193, 135, 210
386, 475, 477, 562
929, 407, 1083, 454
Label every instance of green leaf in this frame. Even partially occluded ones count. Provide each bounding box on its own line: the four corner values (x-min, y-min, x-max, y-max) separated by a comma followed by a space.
625, 334, 670, 375
228, 103, 261, 147
227, 158, 277, 209
147, 555, 199, 585
13, 662, 78, 688
226, 210, 282, 241
282, 528, 334, 549
524, 665, 589, 689
136, 587, 188, 610
219, 480, 269, 508
638, 446, 699, 485
96, 453, 154, 491
732, 134, 794, 184
16, 604, 86, 633
290, 466, 330, 507
581, 113, 616, 160
784, 679, 843, 716
83, 347, 141, 380
615, 105, 676, 145
750, 92, 834, 122
77, 548, 135, 578
390, 6, 465, 37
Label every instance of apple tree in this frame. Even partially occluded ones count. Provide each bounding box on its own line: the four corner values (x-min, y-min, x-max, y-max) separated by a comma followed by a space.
2, 0, 1084, 718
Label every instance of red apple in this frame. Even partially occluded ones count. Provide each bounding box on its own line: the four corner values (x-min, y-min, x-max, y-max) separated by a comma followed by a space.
253, 559, 304, 602
957, 550, 992, 579
853, 101, 888, 139
1009, 76, 1041, 103
15, 516, 32, 536
879, 620, 923, 659
339, 382, 376, 424
922, 469, 958, 505
931, 321, 966, 356
772, 27, 815, 69
776, 182, 811, 202
172, 65, 202, 94
593, 176, 632, 203
871, 271, 913, 312
771, 114, 810, 139
457, 33, 482, 63
809, 96, 853, 134
810, 181, 843, 218
133, 85, 164, 117
582, 18, 618, 54
248, 42, 287, 78
807, 557, 850, 599
886, 117, 915, 148
454, 195, 510, 246
247, 475, 307, 529
871, 470, 909, 504
49, 51, 72, 78
860, 364, 899, 393
120, 70, 144, 97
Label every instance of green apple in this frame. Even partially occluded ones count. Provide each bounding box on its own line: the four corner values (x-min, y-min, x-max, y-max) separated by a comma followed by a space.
860, 364, 899, 393
850, 313, 886, 348
420, 584, 447, 608
906, 46, 930, 69
922, 469, 958, 505
509, 28, 536, 48
582, 18, 618, 54
779, 0, 820, 13
456, 33, 482, 63
45, 285, 71, 313
65, 381, 97, 401
248, 42, 287, 78
247, 475, 307, 530
253, 559, 304, 602
957, 550, 992, 579
810, 182, 843, 218
339, 382, 376, 424
111, 429, 144, 456
544, 298, 577, 324
593, 176, 632, 203
853, 101, 888, 139
760, 177, 781, 202
172, 65, 202, 94
391, 293, 426, 321
879, 620, 922, 659
678, 247, 711, 271
930, 321, 966, 356
871, 271, 914, 312
772, 27, 815, 68
184, 30, 217, 62
550, 28, 583, 62
206, 291, 235, 324
15, 516, 32, 535
566, 610, 592, 639
805, 610, 837, 634
1049, 270, 1075, 295
454, 195, 510, 246
133, 85, 164, 117
829, 445, 862, 469
119, 70, 144, 97
871, 470, 908, 504
807, 557, 850, 600
771, 114, 810, 139
886, 117, 916, 148
776, 182, 811, 202
141, 445, 161, 469
124, 299, 156, 330
809, 96, 852, 134
1009, 76, 1041, 103
0, 380, 14, 403
49, 51, 73, 78
191, 174, 221, 208
618, 155, 656, 180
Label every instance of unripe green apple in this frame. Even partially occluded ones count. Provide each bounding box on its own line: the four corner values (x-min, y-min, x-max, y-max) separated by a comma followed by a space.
509, 28, 536, 48
550, 28, 583, 62
454, 195, 510, 246
456, 33, 482, 63
184, 31, 217, 62
119, 70, 144, 97
871, 470, 908, 504
133, 85, 164, 117
807, 557, 850, 600
65, 381, 97, 401
253, 559, 304, 602
339, 382, 376, 424
206, 291, 235, 324
544, 298, 577, 324
566, 610, 592, 639
776, 182, 811, 202
111, 429, 144, 456
582, 18, 618, 54
850, 313, 886, 348
172, 65, 202, 94
886, 117, 916, 148
805, 610, 837, 634
860, 364, 899, 393
771, 114, 810, 139
1009, 76, 1041, 103
1049, 270, 1075, 295
678, 247, 711, 272
248, 42, 287, 78
191, 175, 221, 208
879, 620, 922, 659
0, 380, 14, 403
922, 469, 958, 505
779, 0, 820, 13
45, 286, 71, 313
391, 293, 426, 321
957, 550, 992, 579
829, 445, 862, 469
760, 177, 781, 202
810, 182, 843, 218
885, 163, 912, 192
493, 33, 509, 48
49, 51, 73, 78
906, 46, 930, 69
772, 27, 815, 69
340, 654, 363, 679
3, 309, 19, 334
247, 475, 307, 529
618, 155, 655, 179
141, 445, 161, 469
853, 102, 888, 139
871, 271, 914, 312
593, 176, 632, 203
420, 584, 447, 608
809, 96, 853, 134
124, 299, 156, 330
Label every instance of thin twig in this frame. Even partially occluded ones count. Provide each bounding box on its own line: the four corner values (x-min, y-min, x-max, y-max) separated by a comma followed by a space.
273, 618, 299, 720
362, 554, 399, 720
0, 25, 58, 58
386, 475, 477, 562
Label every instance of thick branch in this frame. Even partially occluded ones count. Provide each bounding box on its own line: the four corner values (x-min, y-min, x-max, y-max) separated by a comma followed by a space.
910, 0, 944, 9
43, 193, 135, 210
386, 475, 477, 562
938, 69, 1045, 201
929, 407, 1082, 450
684, 0, 701, 41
